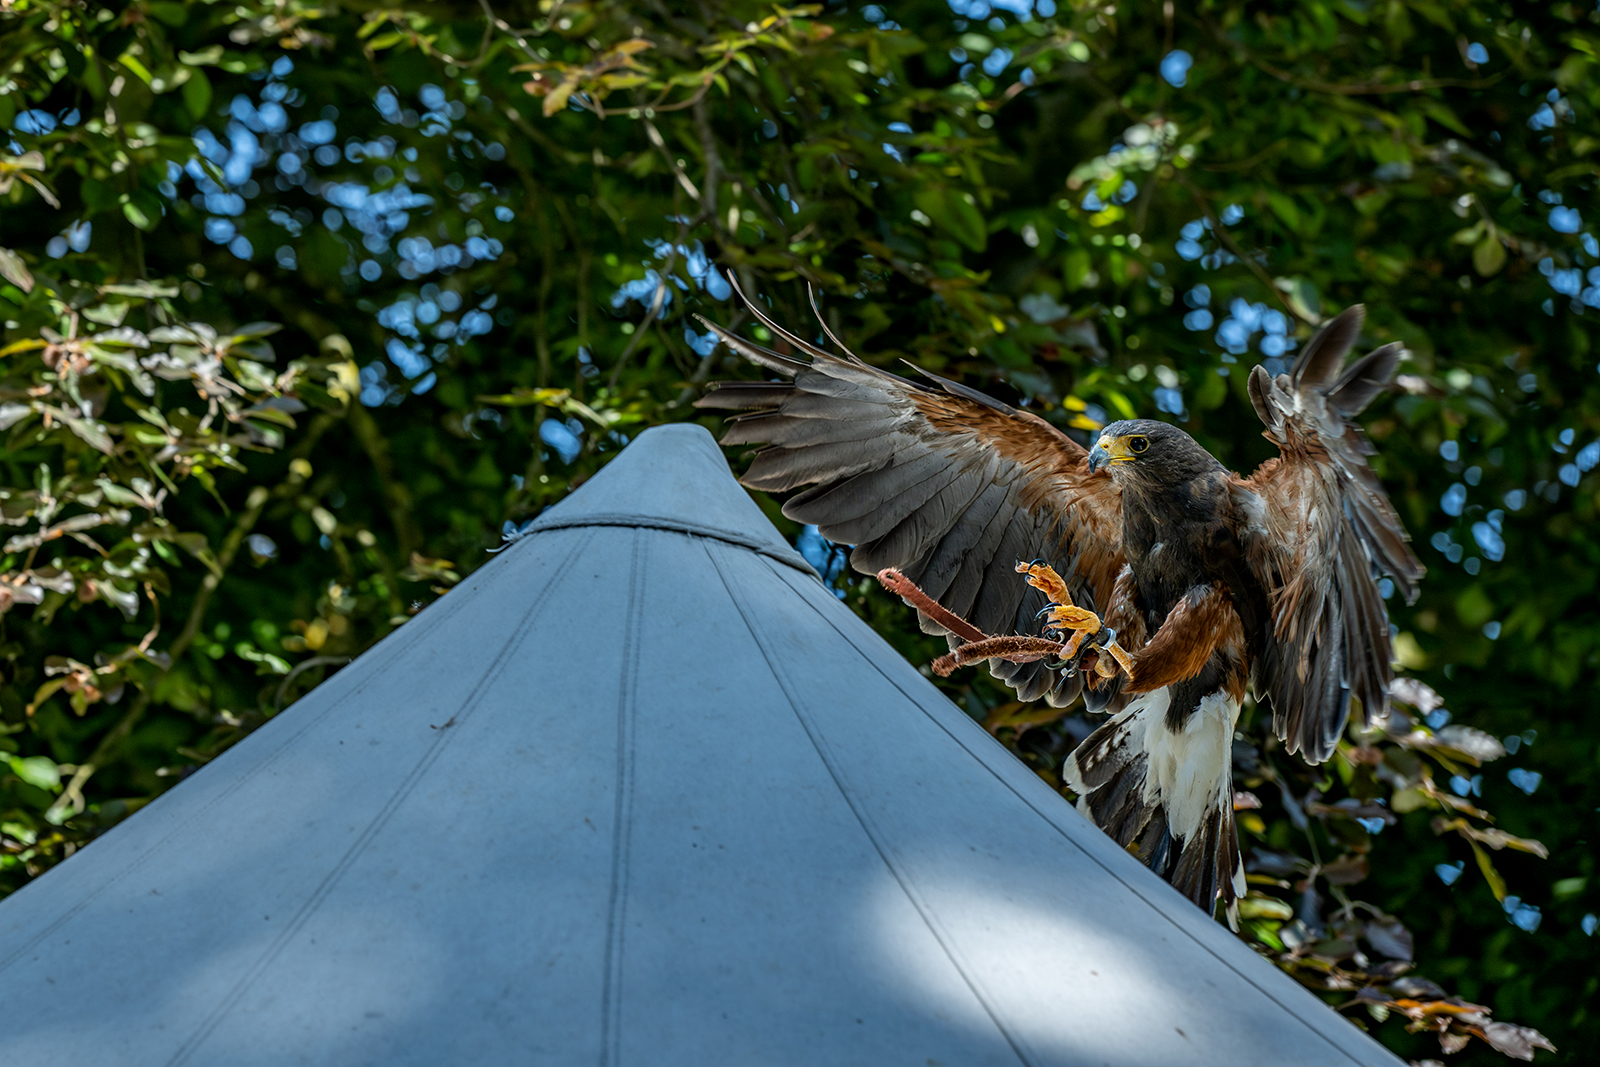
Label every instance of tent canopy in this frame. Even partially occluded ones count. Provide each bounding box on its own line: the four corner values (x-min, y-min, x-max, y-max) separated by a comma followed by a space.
0, 423, 1399, 1067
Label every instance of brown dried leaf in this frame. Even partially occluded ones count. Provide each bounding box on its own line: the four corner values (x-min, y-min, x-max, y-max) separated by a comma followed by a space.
1476, 1021, 1557, 1061
1390, 676, 1444, 713
1435, 817, 1550, 859
1429, 724, 1506, 764
1389, 976, 1448, 1000
1469, 826, 1549, 858
1322, 854, 1370, 886
1365, 918, 1414, 961
1395, 998, 1490, 1020
1246, 848, 1307, 876
1309, 797, 1396, 825
0, 246, 33, 293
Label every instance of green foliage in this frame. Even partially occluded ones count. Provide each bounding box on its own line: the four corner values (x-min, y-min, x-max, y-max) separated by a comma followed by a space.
1, 1, 1597, 1061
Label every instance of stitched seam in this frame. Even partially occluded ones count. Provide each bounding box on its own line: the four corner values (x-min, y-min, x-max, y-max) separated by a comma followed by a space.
527, 514, 816, 578
708, 540, 1035, 1067
0, 571, 485, 978
600, 529, 645, 1067
163, 528, 596, 1066
769, 561, 1379, 1066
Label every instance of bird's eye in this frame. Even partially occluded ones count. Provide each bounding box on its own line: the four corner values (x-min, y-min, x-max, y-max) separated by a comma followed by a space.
1129, 436, 1150, 454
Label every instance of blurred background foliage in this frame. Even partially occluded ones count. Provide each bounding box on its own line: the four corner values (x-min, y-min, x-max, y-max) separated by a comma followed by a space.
0, 0, 1596, 1060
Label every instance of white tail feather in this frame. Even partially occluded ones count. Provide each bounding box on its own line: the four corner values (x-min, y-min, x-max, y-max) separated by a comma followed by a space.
1142, 690, 1240, 843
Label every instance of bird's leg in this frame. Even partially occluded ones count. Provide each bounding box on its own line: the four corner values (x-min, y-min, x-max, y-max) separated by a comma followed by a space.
1088, 630, 1136, 679
1014, 562, 1134, 681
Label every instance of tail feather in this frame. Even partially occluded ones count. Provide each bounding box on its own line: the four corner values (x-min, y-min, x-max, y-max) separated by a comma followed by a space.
1096, 760, 1154, 847
1140, 817, 1173, 877
1063, 689, 1246, 928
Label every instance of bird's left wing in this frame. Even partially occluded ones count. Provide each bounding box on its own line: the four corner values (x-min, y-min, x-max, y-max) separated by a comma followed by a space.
694, 296, 1124, 708
1233, 305, 1425, 763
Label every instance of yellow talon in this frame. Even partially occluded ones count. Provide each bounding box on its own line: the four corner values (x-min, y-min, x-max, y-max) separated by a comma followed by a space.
1015, 560, 1073, 604
1014, 562, 1101, 634
1012, 559, 1133, 682
1048, 604, 1101, 633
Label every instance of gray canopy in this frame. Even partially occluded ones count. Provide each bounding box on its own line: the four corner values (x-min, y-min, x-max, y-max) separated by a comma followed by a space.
0, 423, 1399, 1067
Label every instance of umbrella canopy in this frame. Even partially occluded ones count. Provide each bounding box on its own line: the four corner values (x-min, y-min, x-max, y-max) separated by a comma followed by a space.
0, 423, 1400, 1067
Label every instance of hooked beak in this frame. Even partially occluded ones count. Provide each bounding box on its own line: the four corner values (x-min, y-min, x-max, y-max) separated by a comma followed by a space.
1087, 434, 1133, 473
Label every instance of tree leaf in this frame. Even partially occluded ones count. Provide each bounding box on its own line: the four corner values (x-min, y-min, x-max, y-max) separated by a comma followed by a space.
0, 402, 34, 430
62, 415, 114, 453
542, 76, 578, 117
1473, 234, 1506, 276
9, 755, 61, 790
914, 185, 988, 252
1430, 724, 1506, 764
183, 68, 213, 119
1267, 191, 1302, 233
123, 201, 155, 231
1468, 839, 1507, 901
0, 247, 34, 292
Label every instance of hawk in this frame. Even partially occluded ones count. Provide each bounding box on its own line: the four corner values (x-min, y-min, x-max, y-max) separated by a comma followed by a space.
696, 294, 1423, 925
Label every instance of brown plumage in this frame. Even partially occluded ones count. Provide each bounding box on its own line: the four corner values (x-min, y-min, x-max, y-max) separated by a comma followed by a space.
1123, 582, 1247, 696
696, 291, 1422, 924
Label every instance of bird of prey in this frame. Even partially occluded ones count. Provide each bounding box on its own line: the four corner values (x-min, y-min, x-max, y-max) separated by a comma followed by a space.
695, 294, 1423, 925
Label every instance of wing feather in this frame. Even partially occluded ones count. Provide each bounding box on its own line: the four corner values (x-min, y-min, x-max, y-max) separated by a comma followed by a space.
790, 452, 959, 540
695, 297, 1125, 708
1235, 305, 1425, 763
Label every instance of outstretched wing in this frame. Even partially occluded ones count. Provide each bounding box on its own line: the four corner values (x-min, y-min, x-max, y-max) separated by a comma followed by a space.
1233, 305, 1425, 762
694, 293, 1125, 707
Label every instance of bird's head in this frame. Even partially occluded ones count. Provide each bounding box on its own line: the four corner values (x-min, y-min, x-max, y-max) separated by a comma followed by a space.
1087, 419, 1215, 487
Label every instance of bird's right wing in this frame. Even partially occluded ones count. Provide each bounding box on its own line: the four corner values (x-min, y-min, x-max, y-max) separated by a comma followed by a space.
695, 296, 1126, 707
1233, 305, 1425, 762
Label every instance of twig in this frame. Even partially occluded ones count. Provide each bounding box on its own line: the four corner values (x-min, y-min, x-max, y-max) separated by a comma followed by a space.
477, 0, 552, 66
639, 78, 714, 116
645, 119, 701, 201
1199, 138, 1289, 173
672, 307, 748, 407
1175, 172, 1308, 326
692, 96, 723, 220
607, 243, 680, 391
1197, 13, 1503, 96
46, 484, 273, 822
44, 414, 334, 822
346, 403, 422, 559
275, 655, 352, 712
